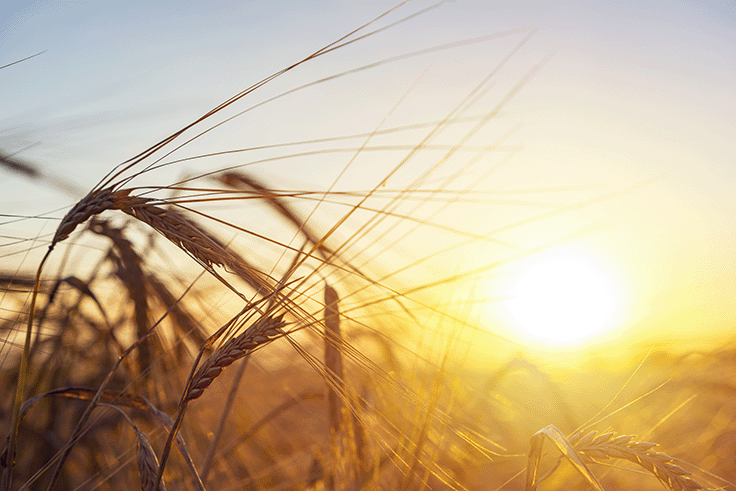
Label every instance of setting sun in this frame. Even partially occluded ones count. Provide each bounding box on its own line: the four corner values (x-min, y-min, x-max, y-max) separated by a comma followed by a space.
506, 249, 621, 346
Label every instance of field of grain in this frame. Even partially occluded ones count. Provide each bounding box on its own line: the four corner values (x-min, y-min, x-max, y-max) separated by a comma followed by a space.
1, 2, 735, 490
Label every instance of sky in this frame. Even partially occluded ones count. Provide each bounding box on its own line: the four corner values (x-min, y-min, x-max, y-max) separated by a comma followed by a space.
1, 0, 735, 353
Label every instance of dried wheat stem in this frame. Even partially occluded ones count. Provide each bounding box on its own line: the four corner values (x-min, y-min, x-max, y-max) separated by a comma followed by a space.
324, 284, 345, 433
323, 283, 358, 491
39, 278, 202, 491
199, 354, 249, 482
1, 247, 51, 491
571, 430, 705, 491
92, 220, 155, 386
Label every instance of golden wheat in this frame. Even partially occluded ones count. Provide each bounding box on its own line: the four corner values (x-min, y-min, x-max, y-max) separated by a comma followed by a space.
52, 187, 124, 244
571, 430, 706, 491
135, 428, 168, 491
185, 313, 287, 402
2, 3, 733, 491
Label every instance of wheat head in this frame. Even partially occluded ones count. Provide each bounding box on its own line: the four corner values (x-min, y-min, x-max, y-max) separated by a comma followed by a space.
185, 314, 287, 402
571, 430, 706, 491
135, 427, 168, 491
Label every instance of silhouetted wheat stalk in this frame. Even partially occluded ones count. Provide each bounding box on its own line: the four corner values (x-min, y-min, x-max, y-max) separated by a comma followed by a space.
3, 186, 276, 490
4, 8, 430, 480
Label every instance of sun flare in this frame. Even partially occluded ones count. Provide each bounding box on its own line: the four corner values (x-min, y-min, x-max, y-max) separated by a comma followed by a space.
506, 248, 621, 346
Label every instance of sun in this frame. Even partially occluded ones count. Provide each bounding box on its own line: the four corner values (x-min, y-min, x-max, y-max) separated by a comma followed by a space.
506, 248, 621, 346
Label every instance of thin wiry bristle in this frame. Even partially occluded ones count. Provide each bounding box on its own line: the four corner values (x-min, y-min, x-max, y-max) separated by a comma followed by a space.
218, 171, 336, 260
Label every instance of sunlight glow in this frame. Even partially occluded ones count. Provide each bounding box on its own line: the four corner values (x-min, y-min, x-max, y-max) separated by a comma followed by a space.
507, 248, 621, 346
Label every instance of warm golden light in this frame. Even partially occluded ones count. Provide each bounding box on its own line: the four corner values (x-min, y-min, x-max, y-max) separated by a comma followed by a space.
506, 248, 621, 346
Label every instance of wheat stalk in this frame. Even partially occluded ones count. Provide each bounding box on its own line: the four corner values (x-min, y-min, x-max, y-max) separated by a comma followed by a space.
91, 219, 157, 388
3, 187, 129, 489
323, 283, 358, 491
570, 430, 706, 491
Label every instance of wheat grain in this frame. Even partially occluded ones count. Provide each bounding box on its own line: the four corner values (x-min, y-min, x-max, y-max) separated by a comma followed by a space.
185, 314, 286, 402
52, 187, 126, 244
113, 194, 276, 296
114, 195, 231, 269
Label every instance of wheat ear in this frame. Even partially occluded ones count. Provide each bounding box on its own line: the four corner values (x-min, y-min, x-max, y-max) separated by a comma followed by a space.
218, 171, 335, 261
185, 313, 287, 402
91, 403, 170, 491
527, 425, 605, 491
324, 284, 345, 433
571, 430, 705, 491
527, 425, 707, 491
53, 187, 125, 244
114, 195, 233, 268
114, 195, 275, 298
135, 428, 168, 491
152, 313, 287, 490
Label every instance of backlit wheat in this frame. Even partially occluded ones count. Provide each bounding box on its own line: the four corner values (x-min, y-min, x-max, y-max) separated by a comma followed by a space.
185, 314, 287, 402
571, 430, 705, 491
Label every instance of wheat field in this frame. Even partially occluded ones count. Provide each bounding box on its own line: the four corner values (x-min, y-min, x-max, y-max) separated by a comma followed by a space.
1, 2, 735, 490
